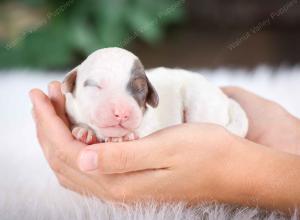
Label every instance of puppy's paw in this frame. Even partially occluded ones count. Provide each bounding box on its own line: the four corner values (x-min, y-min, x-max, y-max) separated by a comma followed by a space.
104, 137, 123, 143
123, 132, 139, 141
72, 127, 97, 145
103, 133, 139, 143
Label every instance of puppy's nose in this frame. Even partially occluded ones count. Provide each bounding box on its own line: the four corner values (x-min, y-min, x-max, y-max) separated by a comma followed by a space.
113, 108, 130, 122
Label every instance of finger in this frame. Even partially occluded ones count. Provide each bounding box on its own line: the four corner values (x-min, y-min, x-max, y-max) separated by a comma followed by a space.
221, 86, 269, 118
55, 149, 173, 203
48, 81, 70, 127
221, 86, 286, 120
30, 89, 84, 169
222, 86, 254, 102
29, 89, 73, 145
222, 86, 271, 106
101, 168, 171, 202
78, 128, 177, 174
54, 148, 173, 203
56, 173, 89, 196
51, 156, 111, 199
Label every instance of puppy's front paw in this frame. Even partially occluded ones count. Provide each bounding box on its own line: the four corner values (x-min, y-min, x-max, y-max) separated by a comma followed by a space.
72, 127, 97, 145
123, 132, 139, 141
103, 133, 139, 143
104, 137, 123, 143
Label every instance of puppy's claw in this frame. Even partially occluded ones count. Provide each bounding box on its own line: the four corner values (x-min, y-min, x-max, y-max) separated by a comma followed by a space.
72, 127, 97, 145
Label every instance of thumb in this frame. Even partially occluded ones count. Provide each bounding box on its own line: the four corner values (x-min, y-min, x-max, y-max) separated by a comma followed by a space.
78, 130, 173, 174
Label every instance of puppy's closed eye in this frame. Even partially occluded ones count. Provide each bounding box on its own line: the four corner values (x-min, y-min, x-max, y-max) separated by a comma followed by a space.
84, 79, 102, 90
132, 77, 148, 94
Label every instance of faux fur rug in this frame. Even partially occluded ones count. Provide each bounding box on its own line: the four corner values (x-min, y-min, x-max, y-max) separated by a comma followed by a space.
0, 66, 300, 220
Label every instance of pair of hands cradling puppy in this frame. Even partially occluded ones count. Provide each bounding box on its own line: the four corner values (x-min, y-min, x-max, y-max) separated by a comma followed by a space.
31, 49, 300, 210
62, 47, 249, 145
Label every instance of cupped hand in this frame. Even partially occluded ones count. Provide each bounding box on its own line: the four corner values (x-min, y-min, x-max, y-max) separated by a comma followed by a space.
30, 81, 236, 202
223, 87, 300, 154
30, 82, 300, 211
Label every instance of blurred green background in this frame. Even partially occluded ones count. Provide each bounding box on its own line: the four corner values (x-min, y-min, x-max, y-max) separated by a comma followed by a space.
0, 0, 300, 70
0, 0, 185, 69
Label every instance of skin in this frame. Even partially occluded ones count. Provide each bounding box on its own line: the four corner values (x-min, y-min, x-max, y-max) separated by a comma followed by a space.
30, 82, 300, 213
223, 87, 300, 154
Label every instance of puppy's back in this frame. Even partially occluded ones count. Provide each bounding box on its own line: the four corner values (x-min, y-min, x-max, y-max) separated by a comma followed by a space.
143, 67, 248, 137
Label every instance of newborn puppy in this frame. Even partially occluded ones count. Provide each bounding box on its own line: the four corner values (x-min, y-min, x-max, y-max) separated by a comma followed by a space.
62, 47, 248, 144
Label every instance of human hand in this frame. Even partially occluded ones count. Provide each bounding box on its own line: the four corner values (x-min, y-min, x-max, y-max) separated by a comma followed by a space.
30, 82, 300, 212
223, 87, 300, 154
30, 81, 238, 202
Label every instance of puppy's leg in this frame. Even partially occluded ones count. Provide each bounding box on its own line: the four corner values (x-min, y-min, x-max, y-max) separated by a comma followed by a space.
72, 126, 98, 145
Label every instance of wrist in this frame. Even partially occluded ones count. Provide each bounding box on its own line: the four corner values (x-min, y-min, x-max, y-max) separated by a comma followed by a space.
216, 136, 300, 212
248, 148, 300, 212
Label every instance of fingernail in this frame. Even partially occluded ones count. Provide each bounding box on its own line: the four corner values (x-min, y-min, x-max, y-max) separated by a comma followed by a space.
79, 150, 98, 171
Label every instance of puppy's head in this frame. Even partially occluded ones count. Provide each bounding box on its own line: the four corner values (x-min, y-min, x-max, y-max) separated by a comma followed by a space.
62, 47, 159, 138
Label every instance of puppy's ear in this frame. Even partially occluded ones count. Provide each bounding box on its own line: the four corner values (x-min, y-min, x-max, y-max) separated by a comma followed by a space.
146, 77, 159, 108
61, 67, 77, 94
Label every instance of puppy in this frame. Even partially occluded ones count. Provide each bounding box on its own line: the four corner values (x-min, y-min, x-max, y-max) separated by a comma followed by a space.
62, 47, 248, 144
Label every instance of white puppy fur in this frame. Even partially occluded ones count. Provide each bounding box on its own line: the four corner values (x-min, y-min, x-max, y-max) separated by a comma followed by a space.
139, 67, 248, 137
63, 47, 248, 143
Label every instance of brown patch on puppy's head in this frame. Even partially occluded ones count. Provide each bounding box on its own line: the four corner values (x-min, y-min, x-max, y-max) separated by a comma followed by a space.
127, 60, 159, 110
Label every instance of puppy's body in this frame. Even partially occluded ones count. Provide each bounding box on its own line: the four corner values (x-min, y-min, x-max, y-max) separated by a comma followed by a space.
137, 67, 248, 137
63, 48, 248, 143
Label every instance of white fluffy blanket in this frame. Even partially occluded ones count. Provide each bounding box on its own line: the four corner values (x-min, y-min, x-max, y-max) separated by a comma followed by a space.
0, 67, 300, 220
